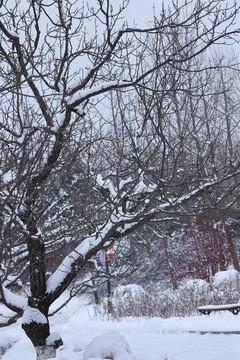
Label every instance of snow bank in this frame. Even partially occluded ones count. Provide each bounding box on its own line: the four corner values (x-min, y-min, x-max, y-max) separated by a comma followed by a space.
83, 331, 135, 360
1, 294, 240, 360
0, 337, 11, 355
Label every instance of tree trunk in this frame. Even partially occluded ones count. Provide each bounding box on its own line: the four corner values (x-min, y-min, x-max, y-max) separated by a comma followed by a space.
22, 319, 50, 347
163, 237, 178, 290
226, 224, 240, 272
22, 305, 63, 359
22, 319, 63, 359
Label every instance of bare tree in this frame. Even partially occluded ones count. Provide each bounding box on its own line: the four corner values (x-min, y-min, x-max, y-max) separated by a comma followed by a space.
0, 0, 240, 358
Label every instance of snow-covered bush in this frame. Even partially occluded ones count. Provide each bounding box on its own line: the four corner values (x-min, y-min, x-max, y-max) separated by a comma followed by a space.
83, 331, 135, 360
95, 280, 240, 319
113, 284, 145, 298
214, 269, 240, 291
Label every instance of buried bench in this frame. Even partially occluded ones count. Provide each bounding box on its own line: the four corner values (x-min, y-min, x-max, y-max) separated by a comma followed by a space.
197, 303, 240, 315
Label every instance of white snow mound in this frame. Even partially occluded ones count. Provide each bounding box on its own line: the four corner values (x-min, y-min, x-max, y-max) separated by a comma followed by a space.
83, 330, 135, 360
214, 269, 240, 291
214, 270, 239, 285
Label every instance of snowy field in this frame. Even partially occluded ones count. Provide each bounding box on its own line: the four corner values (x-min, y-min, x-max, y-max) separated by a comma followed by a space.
1, 294, 240, 360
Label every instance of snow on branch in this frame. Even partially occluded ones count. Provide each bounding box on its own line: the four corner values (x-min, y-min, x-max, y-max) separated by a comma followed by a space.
96, 174, 117, 199
0, 286, 27, 314
134, 179, 157, 195
151, 167, 240, 215
22, 307, 47, 325
66, 80, 131, 107
0, 21, 19, 40
46, 208, 138, 298
46, 234, 98, 294
0, 313, 21, 327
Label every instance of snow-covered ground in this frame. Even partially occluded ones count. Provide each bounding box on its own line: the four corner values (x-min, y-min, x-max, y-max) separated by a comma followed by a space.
1, 293, 240, 360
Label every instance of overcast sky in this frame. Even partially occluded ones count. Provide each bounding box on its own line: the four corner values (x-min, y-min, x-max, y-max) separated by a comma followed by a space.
125, 0, 162, 23
123, 0, 169, 26
124, 0, 239, 55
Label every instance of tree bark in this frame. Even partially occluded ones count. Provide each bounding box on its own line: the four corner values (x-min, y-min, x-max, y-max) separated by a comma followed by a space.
22, 320, 50, 348
163, 237, 178, 290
